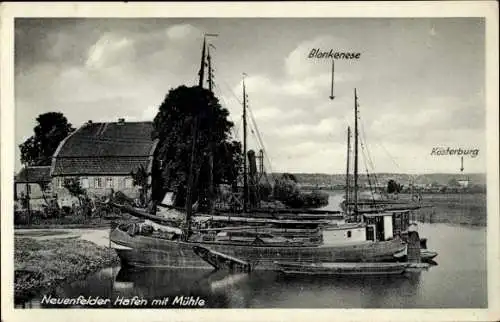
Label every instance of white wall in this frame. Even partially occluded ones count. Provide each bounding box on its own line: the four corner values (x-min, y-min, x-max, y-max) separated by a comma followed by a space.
52, 175, 140, 200
323, 227, 366, 245
15, 183, 46, 199
383, 215, 394, 240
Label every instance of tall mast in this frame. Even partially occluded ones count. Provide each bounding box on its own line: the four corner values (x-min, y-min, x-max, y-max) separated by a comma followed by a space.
353, 88, 359, 214
258, 149, 264, 177
198, 37, 206, 87
207, 43, 214, 216
185, 37, 207, 239
345, 126, 351, 213
242, 74, 248, 212
207, 45, 213, 93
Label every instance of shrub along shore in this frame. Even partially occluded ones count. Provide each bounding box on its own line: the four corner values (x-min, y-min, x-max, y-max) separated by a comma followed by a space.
14, 237, 120, 302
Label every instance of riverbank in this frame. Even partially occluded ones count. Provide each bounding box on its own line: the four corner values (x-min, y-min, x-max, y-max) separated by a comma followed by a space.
14, 211, 137, 229
14, 233, 119, 302
323, 191, 487, 227
412, 193, 486, 226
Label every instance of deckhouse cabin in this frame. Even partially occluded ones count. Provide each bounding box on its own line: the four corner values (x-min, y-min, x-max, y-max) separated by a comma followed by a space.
362, 209, 412, 241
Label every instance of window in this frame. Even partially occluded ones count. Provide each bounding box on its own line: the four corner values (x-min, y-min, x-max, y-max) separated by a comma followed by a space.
57, 178, 63, 188
106, 178, 113, 188
347, 231, 352, 238
125, 178, 133, 188
94, 178, 102, 188
81, 178, 89, 189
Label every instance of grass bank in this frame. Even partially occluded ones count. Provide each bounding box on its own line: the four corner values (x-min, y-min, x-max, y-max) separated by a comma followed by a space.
14, 237, 120, 302
14, 212, 137, 229
323, 191, 487, 227
415, 193, 487, 226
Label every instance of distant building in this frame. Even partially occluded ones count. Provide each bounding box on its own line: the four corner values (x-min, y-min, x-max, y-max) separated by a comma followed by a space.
50, 119, 158, 201
457, 178, 470, 188
14, 165, 52, 200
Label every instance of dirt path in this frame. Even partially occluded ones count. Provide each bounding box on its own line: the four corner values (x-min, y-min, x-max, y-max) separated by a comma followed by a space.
15, 228, 111, 247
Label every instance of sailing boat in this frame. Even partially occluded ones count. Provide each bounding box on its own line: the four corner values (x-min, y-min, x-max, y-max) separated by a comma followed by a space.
339, 91, 423, 215
333, 89, 436, 260
108, 38, 408, 270
325, 90, 413, 238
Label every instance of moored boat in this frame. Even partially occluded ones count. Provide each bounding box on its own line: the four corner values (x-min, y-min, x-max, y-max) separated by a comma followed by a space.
274, 261, 409, 276
421, 249, 438, 261
110, 222, 407, 270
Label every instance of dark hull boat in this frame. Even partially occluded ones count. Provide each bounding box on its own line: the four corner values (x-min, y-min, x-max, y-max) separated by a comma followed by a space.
275, 261, 409, 276
393, 249, 438, 263
109, 223, 406, 270
421, 250, 438, 261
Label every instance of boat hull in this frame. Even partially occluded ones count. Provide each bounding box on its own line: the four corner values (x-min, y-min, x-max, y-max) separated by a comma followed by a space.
275, 262, 409, 276
110, 226, 407, 270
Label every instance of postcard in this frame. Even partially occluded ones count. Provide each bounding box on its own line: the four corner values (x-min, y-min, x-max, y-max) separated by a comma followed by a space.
1, 2, 498, 322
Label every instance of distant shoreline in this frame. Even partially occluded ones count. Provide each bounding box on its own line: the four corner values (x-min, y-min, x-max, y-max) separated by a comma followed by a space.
271, 172, 487, 187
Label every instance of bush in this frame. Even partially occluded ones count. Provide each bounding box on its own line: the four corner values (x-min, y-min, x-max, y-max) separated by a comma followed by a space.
279, 191, 329, 209
258, 183, 273, 202
14, 237, 119, 300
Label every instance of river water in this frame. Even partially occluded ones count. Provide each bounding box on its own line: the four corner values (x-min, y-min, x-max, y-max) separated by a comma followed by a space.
17, 195, 487, 308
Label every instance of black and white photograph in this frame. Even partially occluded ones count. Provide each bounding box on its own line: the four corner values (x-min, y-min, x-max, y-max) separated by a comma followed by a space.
1, 2, 499, 322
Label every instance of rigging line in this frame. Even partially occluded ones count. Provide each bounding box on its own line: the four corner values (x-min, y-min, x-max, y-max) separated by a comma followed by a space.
354, 108, 403, 173
359, 120, 380, 189
247, 108, 264, 152
249, 117, 274, 179
359, 126, 380, 196
213, 84, 240, 139
219, 76, 275, 180
376, 141, 402, 171
233, 117, 242, 141
216, 86, 242, 141
245, 104, 266, 153
360, 141, 376, 203
242, 108, 271, 186
357, 108, 376, 171
360, 126, 375, 171
220, 78, 244, 106
356, 105, 385, 193
357, 98, 381, 201
361, 144, 379, 193
246, 104, 276, 179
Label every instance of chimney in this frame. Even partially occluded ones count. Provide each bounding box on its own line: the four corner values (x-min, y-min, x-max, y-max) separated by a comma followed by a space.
118, 118, 125, 125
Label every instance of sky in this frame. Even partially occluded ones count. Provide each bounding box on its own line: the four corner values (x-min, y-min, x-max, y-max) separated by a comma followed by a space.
14, 18, 486, 174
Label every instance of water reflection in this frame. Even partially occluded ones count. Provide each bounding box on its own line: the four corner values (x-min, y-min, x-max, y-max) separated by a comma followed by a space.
111, 267, 428, 308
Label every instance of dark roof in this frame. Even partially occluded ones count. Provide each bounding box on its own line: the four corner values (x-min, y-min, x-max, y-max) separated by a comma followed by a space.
53, 157, 151, 176
16, 166, 51, 183
57, 122, 154, 157
52, 121, 157, 176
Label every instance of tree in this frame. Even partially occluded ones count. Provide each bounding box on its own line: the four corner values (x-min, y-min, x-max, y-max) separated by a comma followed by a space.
19, 112, 75, 166
63, 178, 86, 206
448, 178, 460, 187
151, 85, 242, 208
37, 181, 51, 207
387, 179, 402, 194
273, 173, 300, 206
281, 173, 298, 183
131, 164, 149, 206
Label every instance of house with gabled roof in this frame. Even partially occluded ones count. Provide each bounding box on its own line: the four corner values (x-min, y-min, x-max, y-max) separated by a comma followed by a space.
50, 118, 158, 202
15, 165, 52, 200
